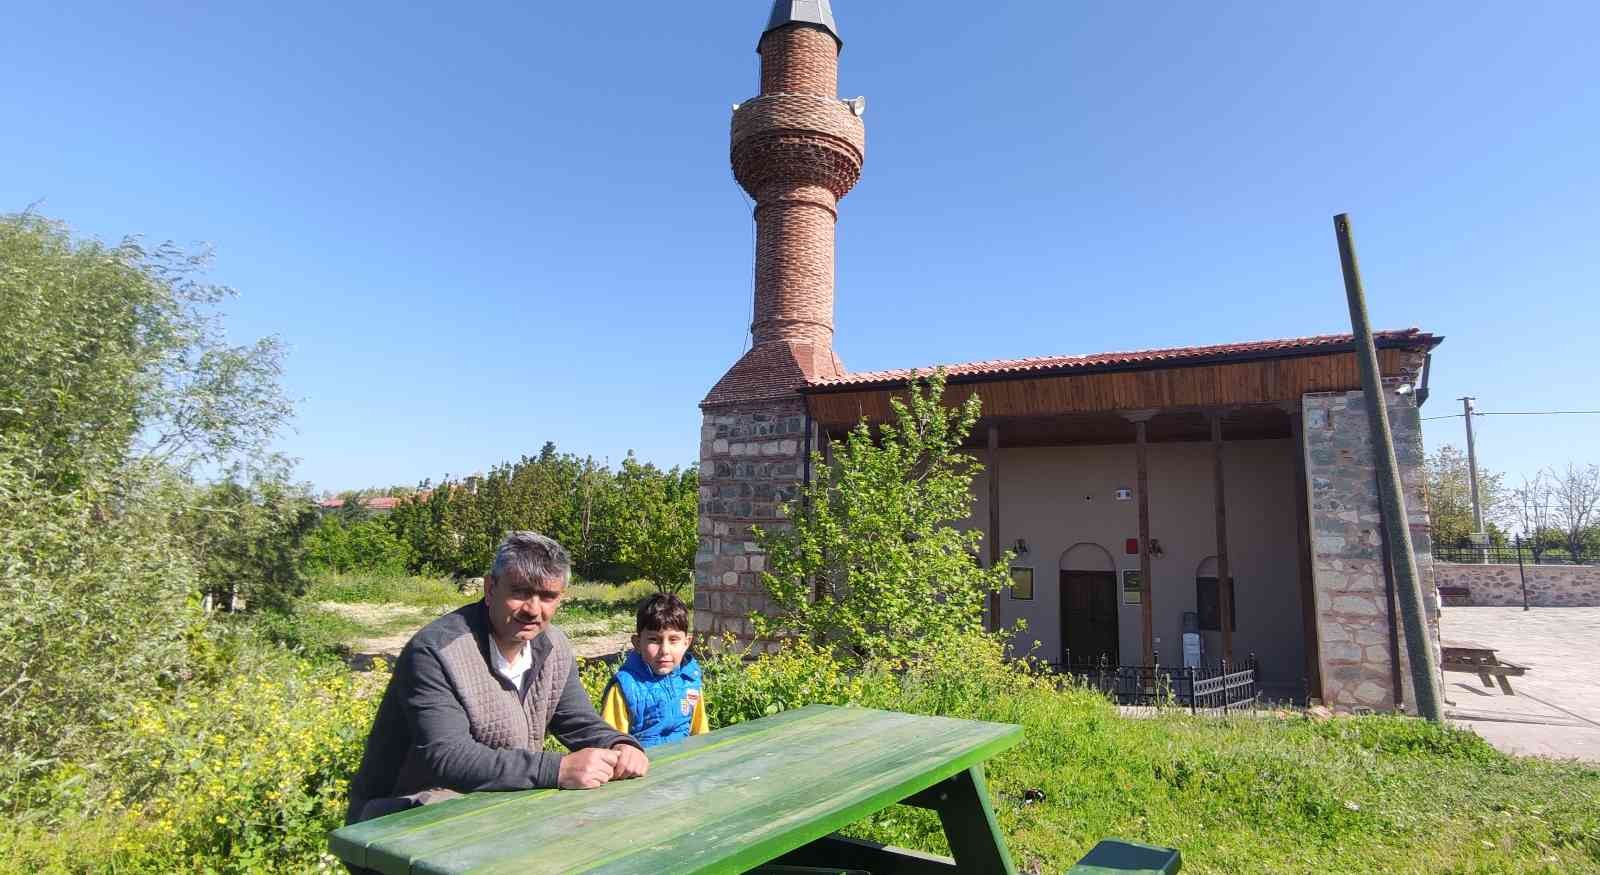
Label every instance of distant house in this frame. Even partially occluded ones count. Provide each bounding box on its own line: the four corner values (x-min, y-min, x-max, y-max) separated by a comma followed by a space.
317, 495, 419, 515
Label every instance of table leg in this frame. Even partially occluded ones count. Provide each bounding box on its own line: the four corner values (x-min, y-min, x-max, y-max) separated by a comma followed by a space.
928, 766, 1017, 875
1485, 656, 1515, 695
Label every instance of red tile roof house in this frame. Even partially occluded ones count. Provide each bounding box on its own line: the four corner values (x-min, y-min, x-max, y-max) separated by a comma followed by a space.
318, 496, 409, 513
697, 1, 1444, 713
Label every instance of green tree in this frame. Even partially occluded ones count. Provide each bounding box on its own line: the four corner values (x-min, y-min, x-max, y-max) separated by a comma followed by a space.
0, 213, 290, 488
755, 371, 1012, 661
1425, 444, 1507, 548
614, 454, 698, 595
0, 443, 201, 807
173, 459, 318, 614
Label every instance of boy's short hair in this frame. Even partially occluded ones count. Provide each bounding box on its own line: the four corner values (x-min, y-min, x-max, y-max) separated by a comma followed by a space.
636, 592, 691, 635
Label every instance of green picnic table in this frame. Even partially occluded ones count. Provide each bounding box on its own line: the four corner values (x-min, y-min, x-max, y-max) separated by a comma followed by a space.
331, 704, 1022, 874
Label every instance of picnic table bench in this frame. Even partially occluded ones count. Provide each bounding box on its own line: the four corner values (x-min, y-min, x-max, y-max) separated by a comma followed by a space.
1441, 642, 1528, 695
331, 704, 1180, 874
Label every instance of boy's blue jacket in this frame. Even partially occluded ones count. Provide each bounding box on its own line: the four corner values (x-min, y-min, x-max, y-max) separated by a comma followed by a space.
603, 650, 703, 748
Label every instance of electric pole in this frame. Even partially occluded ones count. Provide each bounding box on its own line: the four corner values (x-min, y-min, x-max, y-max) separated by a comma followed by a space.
1460, 397, 1485, 539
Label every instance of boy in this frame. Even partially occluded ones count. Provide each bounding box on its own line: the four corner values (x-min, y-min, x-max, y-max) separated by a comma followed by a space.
600, 593, 709, 747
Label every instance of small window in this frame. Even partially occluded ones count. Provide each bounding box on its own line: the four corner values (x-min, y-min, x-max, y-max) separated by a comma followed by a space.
1195, 577, 1236, 632
1009, 567, 1034, 600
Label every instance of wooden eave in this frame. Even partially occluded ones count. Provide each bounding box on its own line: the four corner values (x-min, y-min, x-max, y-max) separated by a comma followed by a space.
801, 342, 1437, 444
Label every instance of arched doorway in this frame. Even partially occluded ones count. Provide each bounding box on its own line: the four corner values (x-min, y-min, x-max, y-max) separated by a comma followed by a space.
1060, 543, 1118, 668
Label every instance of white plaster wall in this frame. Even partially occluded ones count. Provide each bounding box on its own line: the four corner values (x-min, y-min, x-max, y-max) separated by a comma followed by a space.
968, 439, 1306, 690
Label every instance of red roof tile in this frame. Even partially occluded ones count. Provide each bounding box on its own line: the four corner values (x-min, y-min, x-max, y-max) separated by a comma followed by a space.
805, 328, 1440, 391
702, 340, 846, 407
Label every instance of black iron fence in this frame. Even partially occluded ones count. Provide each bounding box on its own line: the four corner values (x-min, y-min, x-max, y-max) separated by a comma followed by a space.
1058, 652, 1259, 713
1435, 545, 1598, 566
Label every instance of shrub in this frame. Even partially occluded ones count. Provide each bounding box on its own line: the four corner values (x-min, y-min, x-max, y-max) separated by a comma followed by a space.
302, 515, 415, 577
0, 445, 201, 814
0, 640, 377, 873
755, 371, 1013, 661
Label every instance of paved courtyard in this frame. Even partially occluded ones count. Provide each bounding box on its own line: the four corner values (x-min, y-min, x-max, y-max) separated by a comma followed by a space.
1438, 606, 1600, 762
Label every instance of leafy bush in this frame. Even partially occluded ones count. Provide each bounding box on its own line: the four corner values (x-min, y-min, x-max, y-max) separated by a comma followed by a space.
755, 370, 1012, 660
0, 638, 377, 873
0, 444, 201, 813
302, 515, 415, 577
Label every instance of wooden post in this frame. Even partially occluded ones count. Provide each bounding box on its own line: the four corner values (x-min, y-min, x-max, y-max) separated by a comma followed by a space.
1289, 410, 1324, 702
1135, 418, 1154, 666
1211, 413, 1234, 663
986, 424, 1001, 632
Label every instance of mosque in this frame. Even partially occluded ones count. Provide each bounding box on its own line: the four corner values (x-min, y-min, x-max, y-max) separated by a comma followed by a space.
695, 1, 1443, 711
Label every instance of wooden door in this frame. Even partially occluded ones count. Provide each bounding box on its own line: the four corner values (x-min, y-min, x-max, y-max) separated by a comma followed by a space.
1060, 570, 1119, 668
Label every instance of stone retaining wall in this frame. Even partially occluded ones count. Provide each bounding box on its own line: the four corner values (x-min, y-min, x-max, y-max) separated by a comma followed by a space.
1435, 562, 1600, 607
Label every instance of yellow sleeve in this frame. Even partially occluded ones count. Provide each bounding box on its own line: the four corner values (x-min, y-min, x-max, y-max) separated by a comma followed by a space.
600, 683, 630, 735
690, 692, 710, 736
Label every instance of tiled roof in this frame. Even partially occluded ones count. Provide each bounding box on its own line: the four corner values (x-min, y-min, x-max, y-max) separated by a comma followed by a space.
805, 328, 1440, 391
318, 496, 406, 511
703, 340, 845, 407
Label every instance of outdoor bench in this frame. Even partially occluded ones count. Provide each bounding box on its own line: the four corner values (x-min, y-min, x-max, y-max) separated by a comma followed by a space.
1441, 643, 1528, 695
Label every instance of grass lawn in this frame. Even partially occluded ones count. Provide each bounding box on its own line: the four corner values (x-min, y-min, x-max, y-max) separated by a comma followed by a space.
272, 576, 1599, 873
845, 682, 1600, 873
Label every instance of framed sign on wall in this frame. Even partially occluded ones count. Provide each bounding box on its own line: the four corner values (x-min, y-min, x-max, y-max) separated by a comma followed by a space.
1009, 566, 1034, 600
1121, 569, 1143, 605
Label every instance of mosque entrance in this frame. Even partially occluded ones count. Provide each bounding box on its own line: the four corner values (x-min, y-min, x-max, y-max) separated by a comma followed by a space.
1060, 570, 1119, 668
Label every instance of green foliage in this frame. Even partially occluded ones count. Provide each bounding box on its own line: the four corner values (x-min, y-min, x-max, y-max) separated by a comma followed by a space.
386, 447, 695, 588
755, 370, 1012, 660
0, 442, 201, 815
613, 454, 698, 596
302, 515, 415, 576
173, 460, 318, 614
0, 635, 376, 873
0, 212, 290, 488
1425, 444, 1507, 548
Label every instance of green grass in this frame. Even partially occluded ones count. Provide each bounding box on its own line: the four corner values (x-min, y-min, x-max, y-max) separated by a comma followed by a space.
303, 572, 465, 611
858, 681, 1600, 873
695, 636, 1600, 874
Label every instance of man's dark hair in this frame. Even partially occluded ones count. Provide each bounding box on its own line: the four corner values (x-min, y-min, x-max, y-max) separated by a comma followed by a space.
635, 593, 691, 635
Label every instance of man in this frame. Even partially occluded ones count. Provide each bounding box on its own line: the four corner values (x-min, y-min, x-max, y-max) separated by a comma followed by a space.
346, 531, 649, 825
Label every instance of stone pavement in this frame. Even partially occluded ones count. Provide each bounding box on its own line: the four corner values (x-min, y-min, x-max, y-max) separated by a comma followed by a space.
1438, 606, 1600, 762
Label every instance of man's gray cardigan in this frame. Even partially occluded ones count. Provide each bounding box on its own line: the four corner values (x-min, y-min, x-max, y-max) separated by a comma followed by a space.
345, 601, 637, 824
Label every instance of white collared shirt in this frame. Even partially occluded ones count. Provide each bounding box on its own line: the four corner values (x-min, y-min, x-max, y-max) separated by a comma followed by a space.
491, 640, 533, 695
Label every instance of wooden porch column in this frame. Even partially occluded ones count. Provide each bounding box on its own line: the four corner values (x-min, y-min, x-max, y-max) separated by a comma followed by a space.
1211, 413, 1235, 662
986, 424, 1001, 632
1289, 409, 1324, 702
1134, 417, 1155, 666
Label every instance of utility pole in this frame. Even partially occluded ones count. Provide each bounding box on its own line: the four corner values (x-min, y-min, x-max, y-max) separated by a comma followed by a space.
1334, 213, 1445, 723
1460, 397, 1485, 539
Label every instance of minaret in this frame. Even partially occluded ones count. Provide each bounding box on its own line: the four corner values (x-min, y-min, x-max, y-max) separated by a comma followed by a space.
696, 0, 865, 647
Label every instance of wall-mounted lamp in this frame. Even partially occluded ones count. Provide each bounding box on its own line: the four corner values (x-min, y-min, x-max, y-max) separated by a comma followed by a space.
1013, 538, 1030, 557
1396, 383, 1415, 396
1149, 538, 1166, 559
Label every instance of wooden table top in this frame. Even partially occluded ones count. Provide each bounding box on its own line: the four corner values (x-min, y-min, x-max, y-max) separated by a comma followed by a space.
330, 704, 1023, 875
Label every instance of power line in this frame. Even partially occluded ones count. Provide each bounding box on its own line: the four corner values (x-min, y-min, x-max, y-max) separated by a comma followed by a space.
1422, 410, 1600, 421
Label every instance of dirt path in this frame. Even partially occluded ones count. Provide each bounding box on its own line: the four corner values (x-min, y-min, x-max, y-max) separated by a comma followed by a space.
330, 603, 634, 669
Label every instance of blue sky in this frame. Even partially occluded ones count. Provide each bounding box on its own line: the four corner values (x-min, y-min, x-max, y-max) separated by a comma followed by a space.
4, 2, 1597, 498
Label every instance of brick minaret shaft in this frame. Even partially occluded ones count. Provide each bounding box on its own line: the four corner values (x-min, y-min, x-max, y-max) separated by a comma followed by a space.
734, 20, 864, 352
697, 1, 864, 648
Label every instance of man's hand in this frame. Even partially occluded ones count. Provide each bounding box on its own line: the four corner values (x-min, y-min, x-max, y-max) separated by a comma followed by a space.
610, 743, 649, 780
557, 747, 619, 789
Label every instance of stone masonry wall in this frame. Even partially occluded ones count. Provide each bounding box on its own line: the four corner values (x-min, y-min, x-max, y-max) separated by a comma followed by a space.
1435, 563, 1600, 607
694, 399, 814, 649
1303, 387, 1441, 713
